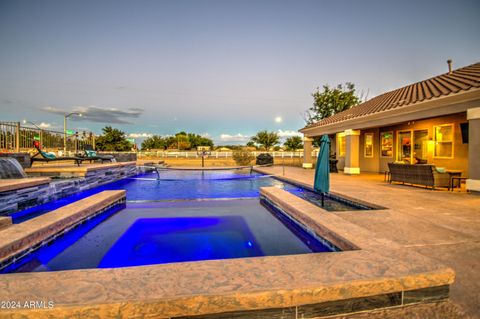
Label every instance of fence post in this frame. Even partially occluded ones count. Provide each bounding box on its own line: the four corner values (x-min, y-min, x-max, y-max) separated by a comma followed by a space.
15, 122, 20, 153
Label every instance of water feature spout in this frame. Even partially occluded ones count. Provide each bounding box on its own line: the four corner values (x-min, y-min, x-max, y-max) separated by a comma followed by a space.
138, 165, 160, 180
0, 158, 27, 179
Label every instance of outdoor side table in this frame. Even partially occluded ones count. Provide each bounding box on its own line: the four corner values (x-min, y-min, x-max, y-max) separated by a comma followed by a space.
446, 170, 463, 191
450, 176, 468, 191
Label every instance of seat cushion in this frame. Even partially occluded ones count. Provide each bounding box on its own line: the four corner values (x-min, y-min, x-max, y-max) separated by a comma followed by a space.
85, 150, 97, 157
40, 151, 56, 159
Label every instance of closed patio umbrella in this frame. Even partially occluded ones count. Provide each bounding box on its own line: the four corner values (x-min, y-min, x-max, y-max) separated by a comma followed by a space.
313, 135, 330, 206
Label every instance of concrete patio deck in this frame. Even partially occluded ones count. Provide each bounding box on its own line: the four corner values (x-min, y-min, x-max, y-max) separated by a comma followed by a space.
256, 166, 480, 319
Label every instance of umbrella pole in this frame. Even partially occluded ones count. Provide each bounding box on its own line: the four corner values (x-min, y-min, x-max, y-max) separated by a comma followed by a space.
321, 193, 325, 207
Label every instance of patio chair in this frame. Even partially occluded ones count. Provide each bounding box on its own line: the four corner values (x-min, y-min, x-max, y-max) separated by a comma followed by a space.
78, 145, 116, 163
30, 141, 84, 167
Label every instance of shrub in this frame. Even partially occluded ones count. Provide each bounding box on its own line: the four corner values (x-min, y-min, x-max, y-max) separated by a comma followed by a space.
232, 149, 255, 166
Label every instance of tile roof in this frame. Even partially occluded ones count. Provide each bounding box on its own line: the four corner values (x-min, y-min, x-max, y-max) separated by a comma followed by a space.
302, 62, 480, 130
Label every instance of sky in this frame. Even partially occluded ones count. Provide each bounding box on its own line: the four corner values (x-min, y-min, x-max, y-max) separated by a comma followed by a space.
0, 0, 479, 145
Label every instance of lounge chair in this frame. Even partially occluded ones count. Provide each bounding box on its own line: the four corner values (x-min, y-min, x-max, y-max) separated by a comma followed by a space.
78, 145, 116, 163
30, 141, 84, 167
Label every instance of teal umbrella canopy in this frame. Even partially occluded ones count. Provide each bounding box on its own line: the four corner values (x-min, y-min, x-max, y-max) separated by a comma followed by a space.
314, 135, 330, 194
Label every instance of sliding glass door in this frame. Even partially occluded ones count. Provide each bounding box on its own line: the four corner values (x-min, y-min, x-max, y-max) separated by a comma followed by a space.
413, 130, 429, 162
397, 131, 412, 163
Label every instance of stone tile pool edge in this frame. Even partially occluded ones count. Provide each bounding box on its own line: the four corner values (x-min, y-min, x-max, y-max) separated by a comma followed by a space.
0, 187, 454, 318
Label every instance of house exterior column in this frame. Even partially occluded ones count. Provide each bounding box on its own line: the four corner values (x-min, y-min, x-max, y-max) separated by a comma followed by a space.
466, 107, 480, 192
344, 129, 361, 175
302, 136, 314, 169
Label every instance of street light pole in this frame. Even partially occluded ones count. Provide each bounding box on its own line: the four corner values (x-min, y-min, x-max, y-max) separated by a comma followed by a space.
63, 112, 82, 153
63, 116, 67, 153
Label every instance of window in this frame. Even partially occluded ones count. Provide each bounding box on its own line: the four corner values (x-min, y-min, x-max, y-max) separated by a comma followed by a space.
380, 132, 393, 157
337, 133, 346, 157
364, 133, 373, 158
434, 124, 454, 158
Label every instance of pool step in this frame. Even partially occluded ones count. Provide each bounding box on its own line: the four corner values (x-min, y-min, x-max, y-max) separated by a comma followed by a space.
0, 190, 126, 265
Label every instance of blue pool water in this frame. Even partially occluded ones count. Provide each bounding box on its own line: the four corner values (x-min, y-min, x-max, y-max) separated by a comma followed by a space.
2, 200, 333, 273
12, 170, 364, 223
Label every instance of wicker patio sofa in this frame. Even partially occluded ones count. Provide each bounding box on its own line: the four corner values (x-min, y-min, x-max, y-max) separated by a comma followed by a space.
387, 163, 450, 189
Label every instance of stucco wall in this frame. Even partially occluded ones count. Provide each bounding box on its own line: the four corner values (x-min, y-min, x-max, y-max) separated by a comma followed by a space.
359, 128, 380, 173
357, 112, 468, 174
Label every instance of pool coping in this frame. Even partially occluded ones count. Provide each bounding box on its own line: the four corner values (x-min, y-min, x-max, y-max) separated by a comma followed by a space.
0, 216, 11, 230
25, 162, 137, 177
0, 177, 51, 193
0, 187, 454, 318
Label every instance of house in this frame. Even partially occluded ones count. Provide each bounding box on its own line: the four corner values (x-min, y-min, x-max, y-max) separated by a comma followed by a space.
300, 61, 480, 192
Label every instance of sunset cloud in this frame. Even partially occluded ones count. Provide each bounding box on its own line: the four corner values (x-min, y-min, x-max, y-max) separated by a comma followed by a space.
128, 132, 153, 138
277, 129, 302, 138
219, 133, 250, 142
41, 106, 144, 124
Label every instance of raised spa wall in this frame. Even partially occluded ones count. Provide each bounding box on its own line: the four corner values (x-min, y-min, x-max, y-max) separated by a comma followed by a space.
0, 162, 138, 216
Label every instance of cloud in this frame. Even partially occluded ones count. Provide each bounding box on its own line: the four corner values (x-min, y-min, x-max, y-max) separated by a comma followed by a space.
128, 132, 153, 138
219, 133, 250, 142
41, 105, 144, 124
23, 121, 62, 130
38, 122, 52, 129
277, 129, 302, 138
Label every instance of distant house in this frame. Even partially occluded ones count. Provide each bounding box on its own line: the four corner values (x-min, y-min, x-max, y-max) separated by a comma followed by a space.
300, 61, 480, 192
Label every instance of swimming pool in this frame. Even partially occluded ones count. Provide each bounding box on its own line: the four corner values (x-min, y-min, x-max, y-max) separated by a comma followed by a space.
3, 169, 376, 273
11, 169, 367, 223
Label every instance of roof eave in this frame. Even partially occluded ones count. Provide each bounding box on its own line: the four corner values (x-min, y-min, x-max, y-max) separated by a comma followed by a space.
299, 88, 480, 136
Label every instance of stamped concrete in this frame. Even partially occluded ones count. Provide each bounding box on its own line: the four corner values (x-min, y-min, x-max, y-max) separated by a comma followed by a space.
0, 248, 454, 318
256, 166, 480, 318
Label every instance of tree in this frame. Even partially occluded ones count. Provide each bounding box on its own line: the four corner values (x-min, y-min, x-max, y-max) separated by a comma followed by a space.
174, 133, 191, 150
165, 136, 177, 149
187, 133, 214, 149
284, 136, 303, 151
305, 82, 361, 124
95, 126, 131, 151
141, 135, 167, 150
154, 132, 214, 150
250, 130, 279, 151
